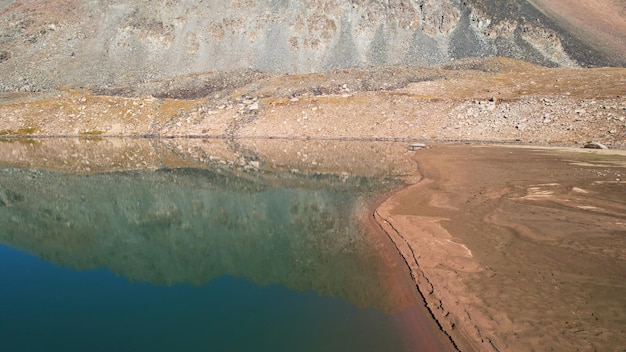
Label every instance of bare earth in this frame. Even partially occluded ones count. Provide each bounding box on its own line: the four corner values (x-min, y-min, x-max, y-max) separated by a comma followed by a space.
376, 144, 626, 351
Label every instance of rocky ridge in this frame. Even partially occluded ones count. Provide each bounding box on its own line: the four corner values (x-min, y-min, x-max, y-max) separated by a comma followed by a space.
1, 0, 623, 92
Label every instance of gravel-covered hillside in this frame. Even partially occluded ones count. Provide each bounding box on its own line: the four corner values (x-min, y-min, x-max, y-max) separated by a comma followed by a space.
1, 0, 622, 91
1, 1, 625, 147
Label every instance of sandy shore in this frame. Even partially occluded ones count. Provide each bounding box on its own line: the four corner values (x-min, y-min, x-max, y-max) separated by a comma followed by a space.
374, 144, 626, 351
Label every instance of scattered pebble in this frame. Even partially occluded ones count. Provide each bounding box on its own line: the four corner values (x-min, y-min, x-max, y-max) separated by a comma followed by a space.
408, 143, 428, 151
583, 142, 608, 150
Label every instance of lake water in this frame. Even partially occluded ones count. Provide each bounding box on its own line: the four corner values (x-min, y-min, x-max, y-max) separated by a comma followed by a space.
0, 138, 454, 351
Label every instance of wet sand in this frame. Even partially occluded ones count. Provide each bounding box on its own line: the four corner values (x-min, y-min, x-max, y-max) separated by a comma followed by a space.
375, 144, 626, 351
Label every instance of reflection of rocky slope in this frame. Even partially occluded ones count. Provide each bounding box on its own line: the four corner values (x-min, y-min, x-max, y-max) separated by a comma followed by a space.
0, 162, 412, 312
0, 138, 423, 312
0, 138, 420, 178
0, 0, 622, 92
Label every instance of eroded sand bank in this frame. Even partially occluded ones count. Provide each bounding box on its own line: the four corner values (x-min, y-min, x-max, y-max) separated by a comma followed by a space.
375, 144, 626, 351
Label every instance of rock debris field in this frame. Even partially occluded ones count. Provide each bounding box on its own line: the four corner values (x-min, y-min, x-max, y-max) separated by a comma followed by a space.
1, 58, 625, 149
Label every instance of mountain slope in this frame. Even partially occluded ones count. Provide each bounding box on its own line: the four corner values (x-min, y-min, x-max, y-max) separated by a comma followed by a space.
1, 0, 623, 91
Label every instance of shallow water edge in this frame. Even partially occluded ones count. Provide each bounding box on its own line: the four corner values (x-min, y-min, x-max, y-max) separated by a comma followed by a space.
0, 137, 458, 351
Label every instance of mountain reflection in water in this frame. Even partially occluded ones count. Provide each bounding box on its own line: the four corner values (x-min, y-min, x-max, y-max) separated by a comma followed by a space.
0, 138, 453, 351
1, 165, 403, 307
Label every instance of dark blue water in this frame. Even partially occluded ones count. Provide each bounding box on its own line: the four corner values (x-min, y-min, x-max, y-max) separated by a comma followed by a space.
0, 244, 410, 352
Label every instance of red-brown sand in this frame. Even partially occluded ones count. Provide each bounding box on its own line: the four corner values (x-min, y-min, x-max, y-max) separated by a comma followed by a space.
375, 144, 626, 351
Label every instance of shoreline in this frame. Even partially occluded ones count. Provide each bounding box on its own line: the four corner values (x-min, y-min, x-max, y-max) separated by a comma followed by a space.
3, 133, 621, 147
364, 187, 461, 352
363, 152, 469, 351
373, 179, 485, 352
373, 179, 494, 352
372, 144, 626, 351
1, 135, 624, 350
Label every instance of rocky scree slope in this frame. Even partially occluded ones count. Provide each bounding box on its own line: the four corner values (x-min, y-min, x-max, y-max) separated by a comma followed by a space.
1, 58, 625, 148
0, 0, 620, 92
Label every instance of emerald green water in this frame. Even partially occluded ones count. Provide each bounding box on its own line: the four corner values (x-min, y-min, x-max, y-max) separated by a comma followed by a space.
0, 139, 454, 351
